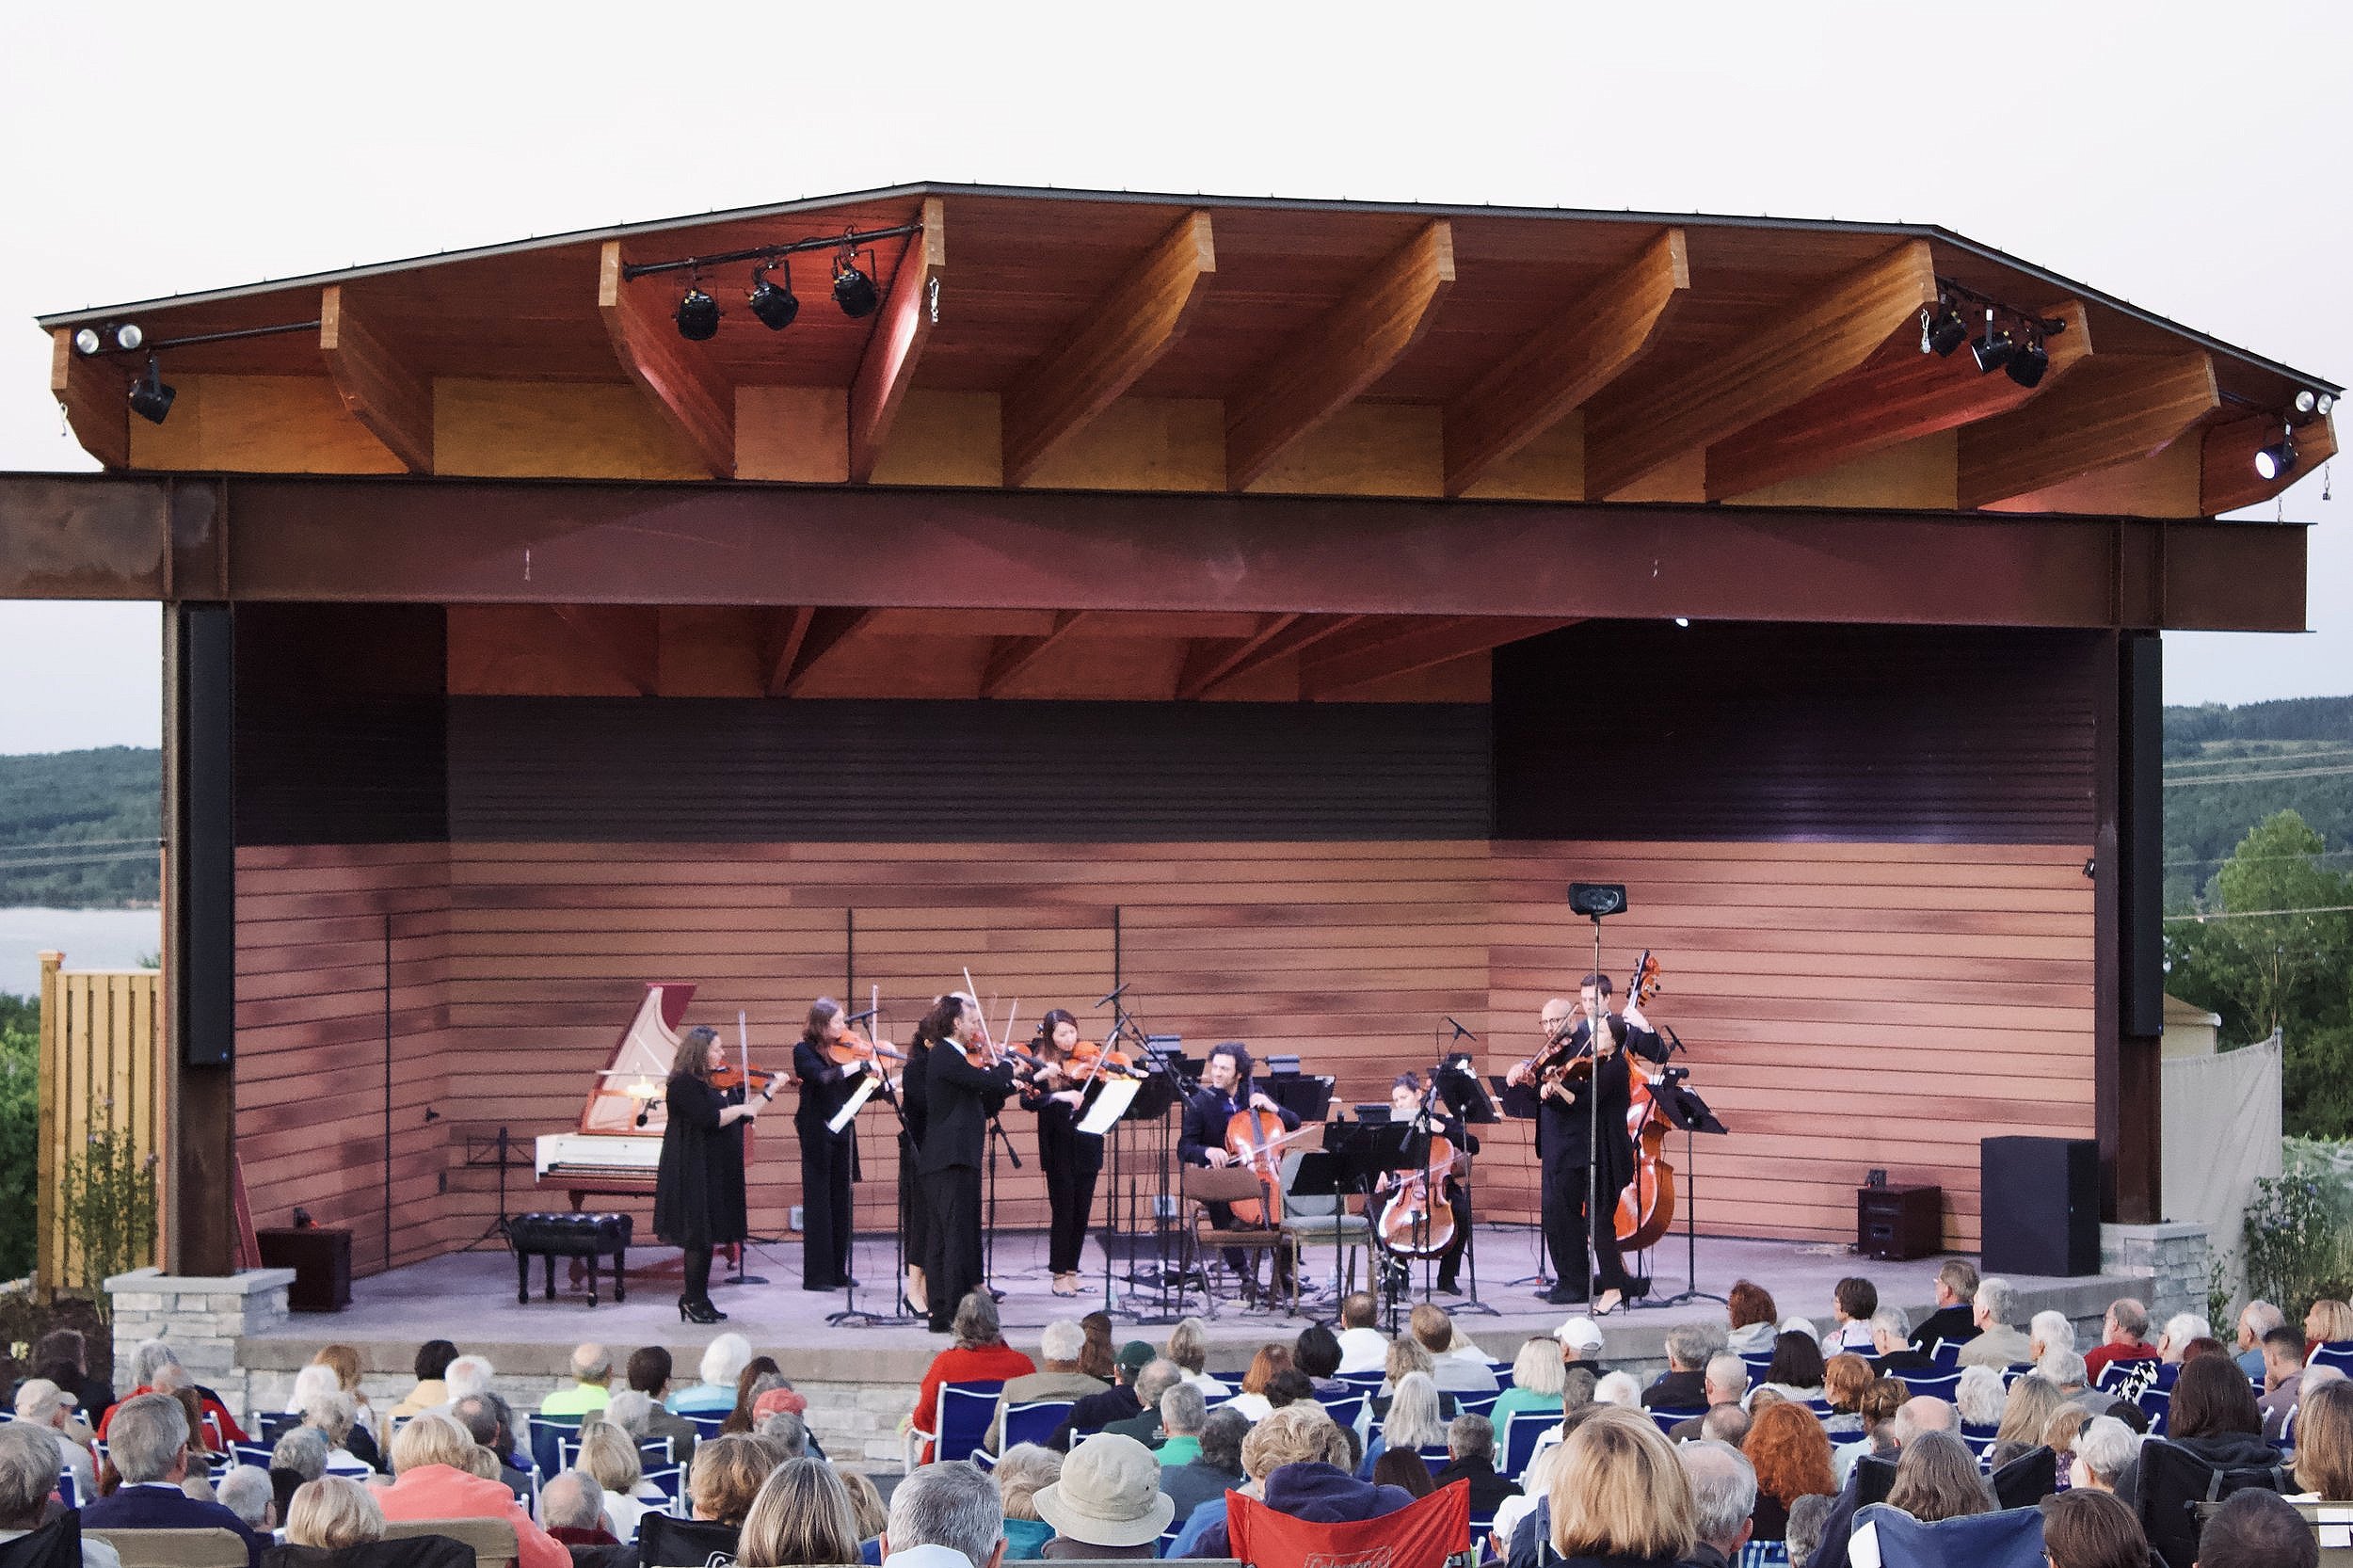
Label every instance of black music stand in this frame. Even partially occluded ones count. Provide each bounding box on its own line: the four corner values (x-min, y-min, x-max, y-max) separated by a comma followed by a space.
1288, 1146, 1356, 1311
1264, 1074, 1334, 1124
1347, 1117, 1429, 1332
1638, 1067, 1730, 1308
1431, 1057, 1499, 1317
1492, 1076, 1551, 1290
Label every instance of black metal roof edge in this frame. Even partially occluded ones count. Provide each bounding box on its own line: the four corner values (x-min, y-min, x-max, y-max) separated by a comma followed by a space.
30, 179, 2340, 393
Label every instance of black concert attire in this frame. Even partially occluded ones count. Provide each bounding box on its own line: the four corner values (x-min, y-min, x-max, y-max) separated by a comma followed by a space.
900, 1036, 935, 1305
1532, 1013, 1666, 1301
1178, 1079, 1301, 1290
652, 1071, 750, 1308
1022, 1072, 1104, 1277
918, 1042, 1017, 1331
1388, 1103, 1475, 1293
791, 1035, 864, 1290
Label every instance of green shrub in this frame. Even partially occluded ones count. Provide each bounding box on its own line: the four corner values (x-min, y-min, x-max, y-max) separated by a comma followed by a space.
56, 1125, 158, 1312
2242, 1170, 2353, 1313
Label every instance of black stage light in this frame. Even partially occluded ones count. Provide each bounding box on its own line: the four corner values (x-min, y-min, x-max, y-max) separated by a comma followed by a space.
747, 262, 799, 330
676, 285, 721, 341
1970, 310, 2013, 374
128, 356, 175, 424
832, 253, 879, 318
1567, 882, 1628, 919
2006, 334, 2049, 389
111, 323, 143, 351
1922, 298, 1968, 358
2254, 429, 2298, 482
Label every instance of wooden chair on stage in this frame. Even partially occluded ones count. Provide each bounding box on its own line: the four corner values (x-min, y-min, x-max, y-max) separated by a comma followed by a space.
384, 1515, 520, 1567
1179, 1166, 1300, 1317
87, 1529, 248, 1567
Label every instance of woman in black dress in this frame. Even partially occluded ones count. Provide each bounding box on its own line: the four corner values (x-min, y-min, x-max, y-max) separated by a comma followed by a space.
653, 1023, 772, 1323
1021, 1008, 1104, 1297
897, 1000, 942, 1317
791, 998, 872, 1292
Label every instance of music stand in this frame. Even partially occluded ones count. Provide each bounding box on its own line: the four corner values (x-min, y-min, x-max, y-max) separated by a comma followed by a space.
1491, 1076, 1551, 1290
1289, 1146, 1358, 1310
1638, 1068, 1730, 1307
1264, 1074, 1334, 1124
1430, 1056, 1499, 1316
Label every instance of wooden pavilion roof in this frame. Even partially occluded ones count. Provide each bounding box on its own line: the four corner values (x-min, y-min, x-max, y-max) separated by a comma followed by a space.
36, 183, 2341, 519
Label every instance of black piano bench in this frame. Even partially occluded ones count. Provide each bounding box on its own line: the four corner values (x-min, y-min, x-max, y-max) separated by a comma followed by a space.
509, 1212, 632, 1306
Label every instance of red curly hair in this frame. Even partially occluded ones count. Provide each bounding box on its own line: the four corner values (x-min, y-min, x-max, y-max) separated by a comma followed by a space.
1743, 1400, 1837, 1507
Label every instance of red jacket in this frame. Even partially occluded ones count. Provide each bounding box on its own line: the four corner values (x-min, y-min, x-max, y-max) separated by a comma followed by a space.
912, 1343, 1036, 1462
2083, 1340, 2158, 1381
375, 1463, 570, 1568
94, 1386, 247, 1448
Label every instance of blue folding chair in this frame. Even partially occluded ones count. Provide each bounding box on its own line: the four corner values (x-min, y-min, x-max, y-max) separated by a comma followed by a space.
2310, 1341, 2353, 1377
527, 1413, 585, 1481
913, 1380, 1006, 1466
231, 1442, 275, 1470
683, 1412, 729, 1441
1650, 1406, 1706, 1436
1315, 1389, 1367, 1433
56, 1472, 75, 1510
1337, 1370, 1387, 1391
2140, 1385, 2173, 1436
1499, 1411, 1551, 1481
1002, 1400, 1075, 1451
557, 1433, 673, 1472
1487, 1363, 1515, 1392
1737, 1544, 1791, 1568
642, 1464, 685, 1509
1457, 1392, 1501, 1420
1415, 1443, 1453, 1468
1900, 1368, 1962, 1401
1739, 1353, 1774, 1388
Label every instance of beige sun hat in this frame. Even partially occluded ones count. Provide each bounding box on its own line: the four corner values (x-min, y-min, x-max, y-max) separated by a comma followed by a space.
1032, 1432, 1176, 1548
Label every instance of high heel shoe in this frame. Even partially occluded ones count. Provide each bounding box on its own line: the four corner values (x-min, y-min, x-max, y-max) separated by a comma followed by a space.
678, 1296, 727, 1324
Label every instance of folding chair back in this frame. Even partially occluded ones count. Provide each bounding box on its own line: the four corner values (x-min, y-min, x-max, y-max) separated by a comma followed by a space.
1229, 1477, 1469, 1568
2134, 1434, 2293, 1568
936, 1381, 1007, 1464
384, 1515, 519, 1568
1002, 1400, 1075, 1450
2309, 1341, 2353, 1377
1499, 1412, 1550, 1481
0, 1514, 80, 1568
638, 1513, 741, 1566
1849, 1504, 2045, 1567
1898, 1369, 1961, 1401
1988, 1444, 2057, 1510
525, 1413, 584, 1481
88, 1528, 250, 1568
1649, 1406, 1705, 1435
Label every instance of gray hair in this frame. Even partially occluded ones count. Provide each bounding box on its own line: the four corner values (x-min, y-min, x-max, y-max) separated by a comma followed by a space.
1385, 1371, 1448, 1449
1955, 1366, 2008, 1427
571, 1343, 612, 1384
2030, 1310, 2076, 1355
303, 1389, 358, 1448
271, 1425, 330, 1481
2301, 1363, 2348, 1399
1200, 1407, 1249, 1472
1974, 1278, 2019, 1327
756, 1410, 809, 1457
130, 1340, 182, 1388
449, 1393, 500, 1448
1134, 1358, 1183, 1405
215, 1464, 274, 1529
1871, 1304, 1911, 1340
699, 1333, 753, 1388
1678, 1439, 1759, 1552
1890, 1397, 1956, 1447
1700, 1403, 1752, 1446
107, 1392, 191, 1484
2108, 1298, 2150, 1338
1666, 1323, 1724, 1369
443, 1354, 495, 1400
886, 1460, 1004, 1567
150, 1362, 193, 1395
2241, 1300, 2286, 1337
2161, 1312, 2213, 1353
992, 1443, 1062, 1521
1704, 1353, 1748, 1400
2040, 1350, 2089, 1388
541, 1469, 606, 1532
1786, 1493, 1833, 1568
1447, 1413, 1493, 1464
2073, 1415, 2138, 1483
1040, 1320, 1085, 1365
1160, 1384, 1207, 1435
289, 1364, 342, 1411
0, 1425, 61, 1526
601, 1388, 655, 1439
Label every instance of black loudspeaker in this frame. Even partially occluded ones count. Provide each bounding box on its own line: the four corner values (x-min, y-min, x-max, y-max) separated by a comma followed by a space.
1980, 1136, 2100, 1276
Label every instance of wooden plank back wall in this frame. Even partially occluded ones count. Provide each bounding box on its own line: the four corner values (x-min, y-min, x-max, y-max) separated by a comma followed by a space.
233, 844, 452, 1272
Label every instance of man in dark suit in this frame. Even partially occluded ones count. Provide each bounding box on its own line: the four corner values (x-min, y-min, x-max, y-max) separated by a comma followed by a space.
78, 1393, 267, 1568
1432, 1414, 1520, 1518
919, 993, 1017, 1334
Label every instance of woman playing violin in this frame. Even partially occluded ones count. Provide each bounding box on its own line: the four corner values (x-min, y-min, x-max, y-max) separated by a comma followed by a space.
1021, 1009, 1106, 1298
653, 1024, 769, 1324
792, 997, 886, 1293
1177, 1043, 1300, 1301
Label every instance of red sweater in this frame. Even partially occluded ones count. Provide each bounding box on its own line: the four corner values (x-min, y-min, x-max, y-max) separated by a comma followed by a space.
912, 1343, 1036, 1461
2083, 1340, 2157, 1381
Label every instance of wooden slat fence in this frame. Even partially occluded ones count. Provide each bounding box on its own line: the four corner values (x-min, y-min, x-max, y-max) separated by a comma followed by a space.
36, 952, 164, 1293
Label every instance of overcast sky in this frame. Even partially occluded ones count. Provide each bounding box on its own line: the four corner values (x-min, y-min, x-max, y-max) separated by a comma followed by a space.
1, 1, 2345, 755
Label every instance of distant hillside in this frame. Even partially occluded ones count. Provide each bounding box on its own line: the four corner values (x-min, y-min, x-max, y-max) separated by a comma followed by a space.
0, 747, 160, 907
2165, 696, 2353, 905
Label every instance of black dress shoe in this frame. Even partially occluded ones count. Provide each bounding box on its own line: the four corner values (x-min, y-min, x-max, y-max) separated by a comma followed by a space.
1435, 1280, 1463, 1295
1541, 1286, 1588, 1306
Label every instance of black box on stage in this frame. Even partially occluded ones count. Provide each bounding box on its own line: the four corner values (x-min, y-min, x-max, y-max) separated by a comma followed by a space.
1856, 1183, 1942, 1260
257, 1226, 353, 1312
1979, 1136, 2100, 1276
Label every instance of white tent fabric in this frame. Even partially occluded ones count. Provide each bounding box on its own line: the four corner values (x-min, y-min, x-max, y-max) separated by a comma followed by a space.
2161, 1034, 2282, 1288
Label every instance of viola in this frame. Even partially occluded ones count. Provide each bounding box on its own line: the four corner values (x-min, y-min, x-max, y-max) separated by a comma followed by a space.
1064, 1039, 1145, 1082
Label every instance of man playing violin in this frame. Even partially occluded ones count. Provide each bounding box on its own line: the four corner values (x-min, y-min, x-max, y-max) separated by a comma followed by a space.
918, 992, 1019, 1333
792, 998, 886, 1293
1505, 975, 1666, 1315
1383, 1071, 1476, 1296
1177, 1043, 1301, 1302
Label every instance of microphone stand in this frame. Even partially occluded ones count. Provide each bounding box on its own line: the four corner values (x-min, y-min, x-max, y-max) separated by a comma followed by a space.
985, 1110, 1022, 1299
1587, 913, 1605, 1312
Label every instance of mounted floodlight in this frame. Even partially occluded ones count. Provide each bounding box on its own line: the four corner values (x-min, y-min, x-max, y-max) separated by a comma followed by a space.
1970, 309, 2013, 374
2319, 392, 2337, 416
747, 261, 799, 330
675, 285, 720, 342
832, 250, 879, 318
2297, 390, 2318, 415
1921, 298, 1968, 358
111, 323, 142, 351
127, 356, 175, 424
72, 328, 102, 356
2253, 428, 2298, 482
2005, 334, 2049, 390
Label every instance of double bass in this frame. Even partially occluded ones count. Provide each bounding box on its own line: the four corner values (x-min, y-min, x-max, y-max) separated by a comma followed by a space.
1611, 951, 1677, 1251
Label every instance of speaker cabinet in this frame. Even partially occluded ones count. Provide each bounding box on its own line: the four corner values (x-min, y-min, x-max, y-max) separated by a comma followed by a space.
257, 1226, 353, 1312
1979, 1137, 2100, 1276
1857, 1183, 1943, 1260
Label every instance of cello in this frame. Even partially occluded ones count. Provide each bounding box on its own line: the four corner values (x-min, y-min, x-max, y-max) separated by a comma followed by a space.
1378, 1128, 1465, 1256
1611, 951, 1678, 1251
1224, 1095, 1289, 1227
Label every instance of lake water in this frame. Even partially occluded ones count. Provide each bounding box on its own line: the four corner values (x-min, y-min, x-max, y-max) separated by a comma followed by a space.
0, 907, 162, 996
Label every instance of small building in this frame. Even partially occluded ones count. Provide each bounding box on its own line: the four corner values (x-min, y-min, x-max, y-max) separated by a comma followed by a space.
2162, 992, 2224, 1058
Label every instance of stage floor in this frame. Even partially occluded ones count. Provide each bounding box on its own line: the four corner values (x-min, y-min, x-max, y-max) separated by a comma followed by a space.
236, 1224, 2141, 1384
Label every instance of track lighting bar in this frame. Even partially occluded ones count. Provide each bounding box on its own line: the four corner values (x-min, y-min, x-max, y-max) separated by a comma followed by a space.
617, 223, 924, 282
74, 318, 321, 356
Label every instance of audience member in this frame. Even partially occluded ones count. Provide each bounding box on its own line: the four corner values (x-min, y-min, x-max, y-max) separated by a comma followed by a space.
1101, 1361, 1181, 1446
574, 1418, 663, 1541
1909, 1260, 1982, 1355
720, 1357, 786, 1435
1955, 1278, 2033, 1368
2028, 1309, 2076, 1365
2042, 1406, 2092, 1470
1701, 1404, 1753, 1448
1164, 1320, 1227, 1397
542, 1342, 614, 1416
1825, 1278, 1879, 1353
1336, 1292, 1390, 1374
1430, 1412, 1517, 1514
1169, 1402, 1334, 1558
1545, 1405, 1696, 1567
881, 1459, 1007, 1568
450, 1390, 531, 1499
1293, 1325, 1346, 1396
2292, 1379, 2353, 1499
13, 1378, 96, 1496
1373, 1339, 1460, 1423
1034, 1432, 1176, 1559
96, 1343, 246, 1448
756, 1410, 810, 1459
1819, 1354, 1871, 1436
2261, 1324, 2311, 1438
2082, 1298, 2157, 1382
1884, 1428, 1995, 1523
1670, 1355, 1750, 1441
1077, 1313, 1117, 1382
1054, 1341, 1154, 1448
1727, 1280, 1781, 1356
1493, 1336, 1568, 1430
1784, 1494, 1831, 1568
2068, 1415, 2137, 1495
2037, 1488, 2148, 1568
0, 1422, 119, 1567
1593, 1372, 1643, 1410
2195, 1487, 2319, 1568
1743, 1400, 1835, 1544
1410, 1304, 1499, 1394
30, 1328, 116, 1432
986, 1320, 1106, 1452
736, 1456, 863, 1568
626, 1345, 702, 1467
2306, 1298, 2353, 1352
841, 1469, 890, 1545
268, 1426, 329, 1521
214, 1464, 273, 1536
1753, 1332, 1826, 1405
284, 1474, 385, 1551
912, 1294, 1038, 1461
1804, 1394, 1958, 1568
1224, 1345, 1292, 1422
2233, 1300, 2286, 1382
374, 1410, 568, 1568
1360, 1371, 1446, 1478
1154, 1385, 1208, 1465
391, 1338, 460, 1419
1372, 1449, 1435, 1497
2156, 1311, 2214, 1364
1557, 1316, 1607, 1381
443, 1352, 496, 1409
298, 1388, 370, 1472
670, 1333, 754, 1415
1955, 1365, 2008, 1430
542, 1470, 631, 1567
688, 1433, 780, 1528
1989, 1371, 2065, 1468
991, 1444, 1062, 1560
1642, 1325, 1717, 1410
1160, 1408, 1247, 1540
1867, 1306, 1929, 1375
1679, 1438, 1760, 1568
2041, 1351, 2096, 1409
2117, 1352, 2273, 1504
1264, 1370, 1318, 1412
80, 1394, 267, 1568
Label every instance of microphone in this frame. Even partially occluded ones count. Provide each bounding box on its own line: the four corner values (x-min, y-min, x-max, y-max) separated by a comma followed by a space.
844, 1007, 879, 1024
1096, 981, 1129, 1009
1445, 1016, 1477, 1043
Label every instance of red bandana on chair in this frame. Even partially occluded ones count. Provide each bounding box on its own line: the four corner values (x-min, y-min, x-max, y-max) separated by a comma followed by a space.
1227, 1478, 1470, 1568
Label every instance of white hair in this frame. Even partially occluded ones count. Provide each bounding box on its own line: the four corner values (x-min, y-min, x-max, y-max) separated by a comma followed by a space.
2040, 1350, 2089, 1387
1704, 1354, 1748, 1400
1872, 1305, 1911, 1340
443, 1355, 495, 1400
1974, 1279, 2019, 1328
289, 1363, 342, 1410
2160, 1313, 2212, 1356
215, 1464, 274, 1529
1679, 1439, 1759, 1552
601, 1389, 654, 1438
1594, 1371, 1643, 1410
887, 1460, 1004, 1567
1954, 1366, 2007, 1426
1384, 1372, 1447, 1448
2302, 1364, 2350, 1399
2073, 1415, 2139, 1482
699, 1333, 754, 1389
541, 1469, 606, 1532
2031, 1311, 2076, 1355
130, 1341, 182, 1388
1040, 1320, 1086, 1364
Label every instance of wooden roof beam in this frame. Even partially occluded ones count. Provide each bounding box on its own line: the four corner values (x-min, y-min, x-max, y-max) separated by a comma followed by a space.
981, 610, 1094, 696
1299, 616, 1580, 698
1225, 221, 1456, 491
849, 197, 947, 483
1958, 353, 2219, 510
1444, 230, 1689, 497
778, 607, 878, 694
759, 606, 815, 696
550, 605, 658, 696
1705, 300, 2093, 501
319, 285, 433, 473
2201, 410, 2337, 516
1582, 238, 1940, 500
49, 330, 130, 470
1003, 212, 1217, 487
598, 241, 735, 478
1185, 614, 1365, 697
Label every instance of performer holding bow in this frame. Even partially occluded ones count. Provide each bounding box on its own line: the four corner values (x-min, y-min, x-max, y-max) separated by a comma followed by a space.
1505, 975, 1666, 1315
1178, 1042, 1301, 1300
1021, 1009, 1105, 1298
653, 1023, 773, 1323
1382, 1070, 1476, 1295
918, 992, 1019, 1333
792, 997, 896, 1292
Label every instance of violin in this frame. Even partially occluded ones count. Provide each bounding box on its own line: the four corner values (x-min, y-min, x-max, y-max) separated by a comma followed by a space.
712, 1064, 783, 1098
827, 1024, 906, 1068
1064, 1040, 1145, 1082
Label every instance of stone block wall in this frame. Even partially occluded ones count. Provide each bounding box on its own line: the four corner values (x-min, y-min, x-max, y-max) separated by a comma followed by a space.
104, 1268, 297, 1396
2101, 1223, 2214, 1333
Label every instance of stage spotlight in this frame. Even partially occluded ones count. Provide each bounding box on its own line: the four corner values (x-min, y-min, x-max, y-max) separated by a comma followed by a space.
2319, 392, 2336, 416
2297, 390, 2318, 415
675, 285, 720, 342
747, 261, 799, 330
1921, 298, 1968, 358
1970, 311, 2013, 374
832, 253, 879, 318
111, 323, 142, 351
2254, 429, 2298, 482
72, 328, 102, 356
127, 356, 175, 424
2005, 334, 2049, 389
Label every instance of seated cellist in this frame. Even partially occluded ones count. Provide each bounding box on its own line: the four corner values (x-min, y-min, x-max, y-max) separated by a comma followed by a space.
1177, 1043, 1299, 1299
1381, 1071, 1476, 1296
